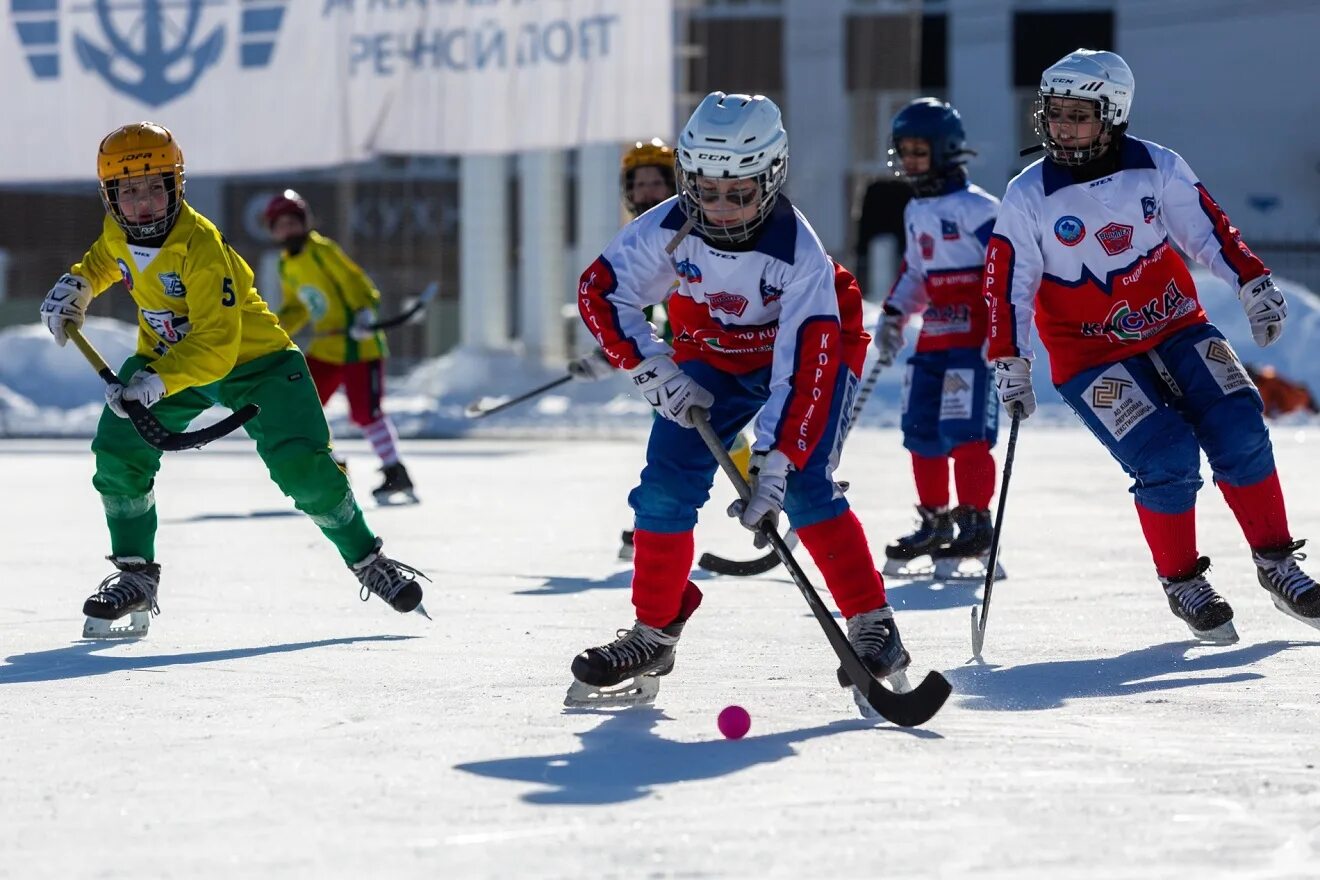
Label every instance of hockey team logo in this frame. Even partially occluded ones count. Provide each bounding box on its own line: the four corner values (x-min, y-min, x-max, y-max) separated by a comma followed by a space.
940, 219, 959, 241
759, 278, 783, 306
706, 291, 749, 318
116, 258, 134, 291
9, 1, 290, 107
1141, 196, 1159, 224
1090, 376, 1132, 409
158, 271, 187, 298
1095, 222, 1135, 256
919, 231, 935, 260
672, 258, 702, 284
1054, 215, 1085, 246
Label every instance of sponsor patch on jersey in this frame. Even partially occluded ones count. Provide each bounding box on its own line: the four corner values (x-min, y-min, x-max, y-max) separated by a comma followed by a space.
706, 291, 749, 318
673, 257, 702, 283
1197, 337, 1252, 396
1141, 196, 1159, 224
940, 219, 960, 240
901, 363, 914, 415
1084, 363, 1155, 440
759, 278, 783, 306
158, 271, 187, 298
116, 258, 134, 291
1053, 215, 1085, 246
939, 368, 974, 421
919, 231, 935, 261
298, 285, 329, 321
142, 308, 190, 344
1081, 279, 1196, 343
1095, 222, 1135, 256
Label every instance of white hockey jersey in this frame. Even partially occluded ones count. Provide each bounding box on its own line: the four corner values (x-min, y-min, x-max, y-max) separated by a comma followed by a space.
885, 183, 999, 352
984, 137, 1268, 384
578, 197, 868, 468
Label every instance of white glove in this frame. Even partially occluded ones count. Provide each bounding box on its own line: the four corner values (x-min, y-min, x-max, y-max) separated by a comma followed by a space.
1238, 275, 1287, 348
567, 348, 615, 382
39, 274, 93, 347
629, 355, 714, 428
874, 307, 906, 367
993, 356, 1036, 419
728, 450, 792, 548
106, 369, 167, 419
348, 308, 376, 341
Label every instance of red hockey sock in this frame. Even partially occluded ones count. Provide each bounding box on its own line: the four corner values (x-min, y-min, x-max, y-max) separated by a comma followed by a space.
951, 440, 995, 510
1135, 504, 1198, 579
1217, 471, 1292, 551
911, 453, 950, 509
796, 510, 887, 617
631, 529, 695, 628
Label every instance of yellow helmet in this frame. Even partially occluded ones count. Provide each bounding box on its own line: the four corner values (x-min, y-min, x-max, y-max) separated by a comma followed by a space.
621, 138, 676, 216
97, 122, 186, 239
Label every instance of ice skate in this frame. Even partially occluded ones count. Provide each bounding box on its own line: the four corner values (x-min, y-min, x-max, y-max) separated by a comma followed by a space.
835, 606, 913, 718
1160, 557, 1237, 644
931, 506, 1007, 582
351, 538, 430, 617
565, 581, 702, 707
372, 462, 418, 506
1254, 540, 1320, 632
882, 505, 953, 577
82, 556, 160, 639
617, 529, 635, 561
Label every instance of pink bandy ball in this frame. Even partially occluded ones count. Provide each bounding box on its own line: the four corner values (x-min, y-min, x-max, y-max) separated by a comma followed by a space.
717, 705, 751, 740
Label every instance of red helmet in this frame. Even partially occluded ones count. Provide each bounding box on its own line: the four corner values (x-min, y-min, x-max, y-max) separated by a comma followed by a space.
263, 189, 308, 228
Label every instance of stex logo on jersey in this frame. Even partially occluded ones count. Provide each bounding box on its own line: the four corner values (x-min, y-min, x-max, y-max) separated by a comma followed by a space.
1141, 196, 1159, 224
9, 1, 290, 107
116, 258, 134, 291
940, 219, 959, 241
919, 231, 935, 260
706, 291, 749, 318
1095, 222, 1135, 257
672, 258, 702, 284
759, 278, 783, 306
1081, 279, 1195, 343
1054, 215, 1085, 246
158, 271, 186, 298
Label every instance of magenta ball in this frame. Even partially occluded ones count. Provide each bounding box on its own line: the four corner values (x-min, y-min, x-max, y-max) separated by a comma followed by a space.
717, 705, 751, 740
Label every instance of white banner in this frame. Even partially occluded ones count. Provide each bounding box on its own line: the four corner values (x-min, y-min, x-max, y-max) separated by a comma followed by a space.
0, 0, 673, 182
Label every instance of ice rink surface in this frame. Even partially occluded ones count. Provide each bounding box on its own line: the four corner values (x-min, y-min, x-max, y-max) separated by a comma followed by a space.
2, 426, 1318, 879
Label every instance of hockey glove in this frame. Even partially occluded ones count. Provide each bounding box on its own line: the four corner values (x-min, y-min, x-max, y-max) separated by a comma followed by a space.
728, 449, 792, 548
567, 348, 615, 382
106, 368, 167, 419
874, 306, 906, 367
1238, 275, 1287, 347
629, 355, 714, 428
40, 274, 93, 347
993, 356, 1036, 419
348, 308, 377, 341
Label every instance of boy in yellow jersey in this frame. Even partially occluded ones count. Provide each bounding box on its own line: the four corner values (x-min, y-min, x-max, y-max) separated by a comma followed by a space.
263, 190, 416, 505
38, 122, 428, 637
567, 139, 752, 560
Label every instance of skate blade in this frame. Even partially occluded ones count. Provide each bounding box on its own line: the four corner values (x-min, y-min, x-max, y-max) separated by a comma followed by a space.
413, 602, 432, 621
883, 557, 933, 579
1269, 596, 1320, 632
374, 490, 420, 507
933, 556, 1007, 582
564, 675, 660, 708
83, 611, 150, 640
1187, 619, 1240, 644
617, 544, 635, 562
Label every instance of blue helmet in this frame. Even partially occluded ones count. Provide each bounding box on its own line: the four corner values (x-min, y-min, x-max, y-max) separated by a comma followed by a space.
889, 98, 970, 195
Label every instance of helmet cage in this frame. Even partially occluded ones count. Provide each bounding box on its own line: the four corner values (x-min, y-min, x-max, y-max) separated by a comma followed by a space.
1035, 92, 1119, 166
676, 156, 787, 245
101, 169, 184, 240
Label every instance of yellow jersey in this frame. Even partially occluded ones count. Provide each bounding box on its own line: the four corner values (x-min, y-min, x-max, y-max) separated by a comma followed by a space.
72, 203, 291, 396
276, 231, 386, 364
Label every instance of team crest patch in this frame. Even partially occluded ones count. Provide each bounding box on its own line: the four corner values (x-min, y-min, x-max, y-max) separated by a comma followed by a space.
116, 258, 134, 291
759, 278, 783, 306
940, 219, 959, 240
919, 232, 935, 260
1141, 196, 1158, 224
672, 257, 702, 284
1054, 216, 1085, 246
1095, 222, 1134, 256
158, 272, 187, 298
706, 291, 749, 317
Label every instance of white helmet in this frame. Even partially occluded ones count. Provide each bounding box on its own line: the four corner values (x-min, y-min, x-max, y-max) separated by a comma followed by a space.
676, 92, 788, 244
1035, 49, 1135, 165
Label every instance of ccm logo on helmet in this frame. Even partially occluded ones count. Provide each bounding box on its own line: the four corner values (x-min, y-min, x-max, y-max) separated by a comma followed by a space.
697, 153, 729, 162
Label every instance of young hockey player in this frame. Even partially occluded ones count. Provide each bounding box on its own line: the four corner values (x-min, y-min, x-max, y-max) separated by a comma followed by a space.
38, 122, 427, 637
875, 98, 1002, 580
566, 92, 905, 708
263, 190, 416, 505
985, 50, 1319, 642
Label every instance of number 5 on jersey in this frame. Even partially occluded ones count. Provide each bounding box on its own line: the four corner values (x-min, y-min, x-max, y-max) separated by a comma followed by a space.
221, 277, 235, 307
